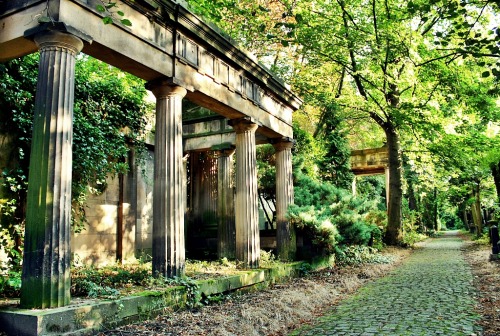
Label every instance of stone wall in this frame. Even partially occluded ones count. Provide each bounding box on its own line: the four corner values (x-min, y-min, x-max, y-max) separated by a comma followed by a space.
71, 148, 155, 266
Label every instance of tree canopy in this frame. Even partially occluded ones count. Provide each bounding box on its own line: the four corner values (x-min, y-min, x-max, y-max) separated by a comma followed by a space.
186, 0, 500, 244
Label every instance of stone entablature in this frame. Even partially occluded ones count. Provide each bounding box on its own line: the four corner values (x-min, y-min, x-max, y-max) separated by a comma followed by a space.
350, 146, 388, 176
0, 0, 301, 139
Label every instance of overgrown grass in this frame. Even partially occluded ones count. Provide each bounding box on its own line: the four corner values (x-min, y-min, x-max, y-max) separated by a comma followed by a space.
1, 247, 397, 301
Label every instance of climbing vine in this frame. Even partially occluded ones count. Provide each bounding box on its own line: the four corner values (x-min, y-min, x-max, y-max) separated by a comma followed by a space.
0, 54, 153, 274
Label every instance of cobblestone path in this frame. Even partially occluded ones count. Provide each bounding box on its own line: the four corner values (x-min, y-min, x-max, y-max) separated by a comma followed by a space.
291, 232, 482, 336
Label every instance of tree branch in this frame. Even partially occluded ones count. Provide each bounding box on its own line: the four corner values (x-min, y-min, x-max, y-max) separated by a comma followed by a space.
372, 0, 380, 45
417, 52, 457, 66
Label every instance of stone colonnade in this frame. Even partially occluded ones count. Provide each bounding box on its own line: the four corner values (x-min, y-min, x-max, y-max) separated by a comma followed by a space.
20, 27, 295, 308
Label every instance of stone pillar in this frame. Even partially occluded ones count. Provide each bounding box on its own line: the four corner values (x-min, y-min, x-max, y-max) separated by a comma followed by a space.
352, 176, 357, 196
217, 147, 236, 259
273, 139, 296, 261
385, 166, 390, 209
147, 80, 187, 278
230, 118, 260, 268
20, 29, 84, 308
182, 154, 189, 210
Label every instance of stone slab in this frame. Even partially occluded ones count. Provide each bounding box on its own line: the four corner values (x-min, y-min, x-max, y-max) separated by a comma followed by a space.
0, 262, 304, 335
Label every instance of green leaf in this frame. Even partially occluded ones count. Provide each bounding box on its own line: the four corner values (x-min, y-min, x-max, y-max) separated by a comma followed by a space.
96, 4, 106, 12
281, 40, 289, 47
120, 19, 132, 27
37, 16, 52, 23
102, 16, 114, 24
117, 11, 125, 17
258, 5, 270, 12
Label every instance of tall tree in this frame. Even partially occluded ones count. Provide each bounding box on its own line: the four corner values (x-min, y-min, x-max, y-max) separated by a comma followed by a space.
186, 0, 498, 245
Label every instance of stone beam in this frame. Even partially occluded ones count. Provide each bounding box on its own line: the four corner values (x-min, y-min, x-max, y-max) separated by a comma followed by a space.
350, 146, 388, 176
0, 0, 300, 138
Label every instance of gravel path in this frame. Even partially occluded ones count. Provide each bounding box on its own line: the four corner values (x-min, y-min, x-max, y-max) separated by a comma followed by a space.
291, 231, 482, 336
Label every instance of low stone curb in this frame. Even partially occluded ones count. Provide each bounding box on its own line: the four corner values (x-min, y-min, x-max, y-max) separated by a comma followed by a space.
0, 261, 315, 336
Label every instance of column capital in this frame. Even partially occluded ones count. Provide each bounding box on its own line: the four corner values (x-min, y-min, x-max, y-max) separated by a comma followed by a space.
272, 137, 295, 151
212, 143, 236, 157
228, 117, 258, 134
218, 148, 236, 157
25, 22, 92, 55
146, 79, 187, 99
34, 29, 84, 55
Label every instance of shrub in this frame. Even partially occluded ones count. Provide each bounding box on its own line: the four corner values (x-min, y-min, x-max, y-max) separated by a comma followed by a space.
334, 245, 395, 266
289, 172, 384, 254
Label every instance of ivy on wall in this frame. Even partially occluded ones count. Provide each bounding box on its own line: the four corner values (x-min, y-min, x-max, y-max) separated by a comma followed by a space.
0, 54, 153, 271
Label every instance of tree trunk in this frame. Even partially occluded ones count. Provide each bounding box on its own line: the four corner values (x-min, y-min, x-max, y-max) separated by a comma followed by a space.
433, 187, 439, 231
383, 124, 403, 245
471, 183, 483, 236
491, 162, 500, 202
461, 203, 470, 231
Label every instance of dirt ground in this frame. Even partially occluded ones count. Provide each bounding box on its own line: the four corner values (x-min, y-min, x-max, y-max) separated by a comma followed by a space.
462, 236, 500, 336
2, 237, 496, 336
97, 247, 411, 336
99, 238, 500, 336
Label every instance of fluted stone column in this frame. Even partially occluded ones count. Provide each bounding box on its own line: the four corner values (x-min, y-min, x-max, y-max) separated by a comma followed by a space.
230, 118, 260, 268
217, 147, 236, 259
20, 30, 83, 309
147, 80, 187, 278
273, 139, 296, 261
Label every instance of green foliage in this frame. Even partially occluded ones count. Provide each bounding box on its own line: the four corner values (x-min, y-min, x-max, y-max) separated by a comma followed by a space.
0, 54, 152, 238
334, 245, 395, 266
95, 0, 133, 26
256, 144, 276, 200
315, 105, 354, 189
259, 249, 279, 267
71, 263, 151, 297
441, 211, 464, 230
72, 55, 152, 230
76, 280, 121, 299
356, 176, 387, 211
289, 172, 383, 254
165, 277, 202, 309
0, 269, 22, 298
401, 230, 427, 247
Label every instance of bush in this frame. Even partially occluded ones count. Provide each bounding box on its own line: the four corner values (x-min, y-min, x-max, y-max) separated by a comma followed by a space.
289, 173, 384, 254
334, 245, 395, 266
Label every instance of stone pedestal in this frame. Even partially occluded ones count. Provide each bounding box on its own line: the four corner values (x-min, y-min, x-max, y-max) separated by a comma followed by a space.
147, 81, 187, 278
217, 147, 236, 259
273, 139, 296, 261
230, 118, 260, 268
21, 30, 83, 308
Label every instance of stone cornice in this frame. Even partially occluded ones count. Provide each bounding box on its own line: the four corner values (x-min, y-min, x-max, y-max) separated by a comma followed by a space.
122, 0, 302, 111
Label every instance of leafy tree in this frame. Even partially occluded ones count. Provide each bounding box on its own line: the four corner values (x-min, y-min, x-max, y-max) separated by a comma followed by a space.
187, 0, 499, 246
413, 0, 500, 79
315, 105, 354, 189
